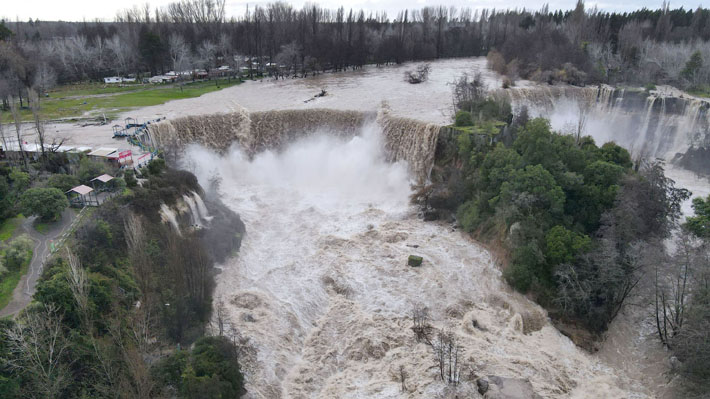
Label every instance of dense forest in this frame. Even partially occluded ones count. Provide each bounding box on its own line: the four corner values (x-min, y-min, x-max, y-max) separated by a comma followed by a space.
2, 0, 710, 107
0, 154, 247, 398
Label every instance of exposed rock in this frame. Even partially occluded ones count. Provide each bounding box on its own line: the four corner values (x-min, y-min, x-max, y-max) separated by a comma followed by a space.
673, 146, 710, 177
408, 255, 423, 267
484, 376, 542, 399
552, 319, 602, 353
477, 378, 490, 395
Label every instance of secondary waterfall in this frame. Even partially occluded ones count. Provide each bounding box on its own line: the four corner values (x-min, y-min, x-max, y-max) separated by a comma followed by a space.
193, 191, 213, 222
159, 203, 180, 233
498, 85, 710, 172
183, 193, 201, 227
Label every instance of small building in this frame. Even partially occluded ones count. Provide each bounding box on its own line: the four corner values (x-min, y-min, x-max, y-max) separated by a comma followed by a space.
91, 174, 115, 192
69, 146, 92, 154
56, 145, 76, 153
88, 147, 118, 159
66, 185, 98, 207
148, 75, 179, 84
104, 76, 136, 84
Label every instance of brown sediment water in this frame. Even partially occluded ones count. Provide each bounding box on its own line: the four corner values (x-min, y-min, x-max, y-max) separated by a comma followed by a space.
182, 127, 654, 399
149, 107, 440, 180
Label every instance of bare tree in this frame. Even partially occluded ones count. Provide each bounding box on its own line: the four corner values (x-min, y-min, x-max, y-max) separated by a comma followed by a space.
432, 330, 462, 385
106, 34, 135, 77
108, 308, 155, 399
411, 303, 433, 343
125, 213, 153, 307
9, 96, 29, 170
670, 239, 710, 388
451, 71, 487, 114
32, 62, 56, 99
656, 232, 702, 347
215, 298, 227, 336
0, 113, 10, 166
399, 365, 408, 392
6, 303, 72, 399
198, 40, 217, 71
29, 89, 47, 162
168, 33, 191, 73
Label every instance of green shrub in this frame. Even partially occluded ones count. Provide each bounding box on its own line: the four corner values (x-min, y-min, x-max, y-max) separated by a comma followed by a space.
3, 234, 33, 271
454, 110, 473, 127
147, 158, 166, 175
124, 170, 138, 187
78, 157, 107, 183
20, 188, 69, 222
8, 169, 30, 192
153, 336, 245, 399
456, 200, 481, 232
47, 174, 80, 193
644, 83, 656, 92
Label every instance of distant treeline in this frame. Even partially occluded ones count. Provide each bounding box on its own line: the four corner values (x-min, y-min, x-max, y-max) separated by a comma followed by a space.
1, 0, 710, 100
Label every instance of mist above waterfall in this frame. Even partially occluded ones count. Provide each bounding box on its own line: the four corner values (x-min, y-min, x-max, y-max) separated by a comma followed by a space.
185, 124, 412, 212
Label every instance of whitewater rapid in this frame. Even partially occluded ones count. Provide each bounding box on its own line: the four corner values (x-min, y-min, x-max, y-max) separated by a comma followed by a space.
184, 126, 650, 399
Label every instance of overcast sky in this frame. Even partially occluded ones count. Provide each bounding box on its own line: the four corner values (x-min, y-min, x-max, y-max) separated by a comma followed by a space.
2, 0, 706, 22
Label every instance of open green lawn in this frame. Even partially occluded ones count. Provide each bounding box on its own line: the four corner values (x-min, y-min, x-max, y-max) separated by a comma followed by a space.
0, 216, 25, 243
0, 250, 32, 310
49, 82, 146, 97
2, 78, 243, 123
33, 220, 49, 235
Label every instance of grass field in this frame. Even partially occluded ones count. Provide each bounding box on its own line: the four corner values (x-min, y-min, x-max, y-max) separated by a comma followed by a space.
33, 220, 49, 235
0, 250, 32, 310
1, 78, 243, 123
0, 216, 24, 243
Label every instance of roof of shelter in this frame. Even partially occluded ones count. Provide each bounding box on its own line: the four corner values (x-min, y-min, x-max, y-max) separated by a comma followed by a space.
91, 174, 114, 183
88, 148, 118, 157
67, 185, 93, 195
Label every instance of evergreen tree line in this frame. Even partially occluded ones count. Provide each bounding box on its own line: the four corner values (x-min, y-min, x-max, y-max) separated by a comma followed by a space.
2, 0, 710, 104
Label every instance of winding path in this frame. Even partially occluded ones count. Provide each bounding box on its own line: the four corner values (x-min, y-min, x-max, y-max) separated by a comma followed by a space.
0, 209, 76, 318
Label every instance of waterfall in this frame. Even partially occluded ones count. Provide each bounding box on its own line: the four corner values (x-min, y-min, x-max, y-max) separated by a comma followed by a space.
635, 96, 657, 156
148, 108, 439, 181
183, 194, 201, 227
148, 109, 368, 154
498, 85, 710, 170
159, 203, 181, 233
192, 191, 213, 223
377, 106, 440, 180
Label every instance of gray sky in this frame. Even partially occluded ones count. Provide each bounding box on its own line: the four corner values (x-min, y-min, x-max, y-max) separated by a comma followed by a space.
2, 0, 706, 22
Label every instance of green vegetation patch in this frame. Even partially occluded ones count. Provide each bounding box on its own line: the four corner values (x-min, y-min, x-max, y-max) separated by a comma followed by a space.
0, 242, 33, 310
2, 79, 243, 123
0, 216, 24, 243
